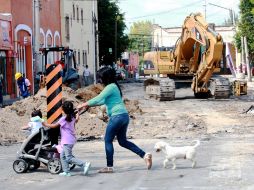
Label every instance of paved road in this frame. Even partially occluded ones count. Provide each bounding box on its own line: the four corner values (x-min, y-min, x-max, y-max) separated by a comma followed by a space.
1, 135, 254, 190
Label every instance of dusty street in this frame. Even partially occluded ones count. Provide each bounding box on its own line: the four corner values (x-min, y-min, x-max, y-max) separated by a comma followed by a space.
1, 136, 254, 190
0, 80, 254, 190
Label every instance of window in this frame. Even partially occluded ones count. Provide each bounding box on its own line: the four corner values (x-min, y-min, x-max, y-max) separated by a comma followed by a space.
82, 50, 87, 66
74, 50, 77, 64
65, 16, 70, 42
81, 9, 83, 25
82, 50, 85, 66
87, 41, 89, 54
77, 6, 79, 22
78, 50, 80, 65
73, 4, 75, 20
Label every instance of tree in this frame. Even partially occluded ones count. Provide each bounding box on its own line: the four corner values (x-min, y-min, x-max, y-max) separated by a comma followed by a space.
128, 20, 153, 56
251, 0, 254, 14
98, 0, 128, 65
235, 0, 254, 63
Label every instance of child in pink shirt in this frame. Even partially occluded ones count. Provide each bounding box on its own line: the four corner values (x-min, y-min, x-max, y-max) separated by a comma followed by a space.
43, 101, 91, 176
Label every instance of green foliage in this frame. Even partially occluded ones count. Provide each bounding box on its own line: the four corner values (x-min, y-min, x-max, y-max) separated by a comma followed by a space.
98, 0, 128, 65
128, 20, 153, 56
235, 0, 254, 61
251, 0, 254, 14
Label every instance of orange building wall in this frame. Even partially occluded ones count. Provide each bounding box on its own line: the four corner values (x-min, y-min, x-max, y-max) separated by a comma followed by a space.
9, 0, 61, 37
0, 0, 11, 12
0, 0, 61, 95
0, 0, 61, 47
10, 0, 33, 29
40, 0, 61, 37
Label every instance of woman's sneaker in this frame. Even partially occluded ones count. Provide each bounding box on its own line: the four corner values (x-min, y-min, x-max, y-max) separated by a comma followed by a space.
144, 153, 152, 170
83, 162, 91, 175
98, 167, 114, 173
59, 172, 72, 177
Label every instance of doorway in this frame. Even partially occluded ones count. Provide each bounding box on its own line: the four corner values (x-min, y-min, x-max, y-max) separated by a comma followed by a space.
0, 51, 7, 95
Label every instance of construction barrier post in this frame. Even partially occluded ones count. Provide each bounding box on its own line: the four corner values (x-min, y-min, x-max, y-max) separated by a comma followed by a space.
46, 64, 62, 145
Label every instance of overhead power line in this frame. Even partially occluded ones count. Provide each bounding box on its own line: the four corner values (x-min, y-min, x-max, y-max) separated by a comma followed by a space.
127, 0, 203, 20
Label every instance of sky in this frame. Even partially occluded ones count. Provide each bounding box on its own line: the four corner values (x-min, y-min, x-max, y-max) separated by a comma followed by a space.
118, 0, 240, 32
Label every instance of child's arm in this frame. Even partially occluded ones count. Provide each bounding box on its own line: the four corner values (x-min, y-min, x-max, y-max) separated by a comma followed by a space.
75, 112, 80, 124
21, 122, 32, 130
21, 125, 29, 130
77, 102, 89, 110
42, 122, 60, 128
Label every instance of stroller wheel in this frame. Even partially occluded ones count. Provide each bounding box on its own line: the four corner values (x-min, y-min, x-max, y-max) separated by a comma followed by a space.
28, 160, 40, 171
13, 159, 29, 174
47, 158, 62, 174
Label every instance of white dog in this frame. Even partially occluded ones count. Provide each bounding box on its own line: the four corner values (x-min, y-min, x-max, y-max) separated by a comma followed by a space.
154, 140, 200, 170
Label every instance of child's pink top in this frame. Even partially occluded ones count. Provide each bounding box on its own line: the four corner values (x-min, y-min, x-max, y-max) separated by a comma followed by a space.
58, 116, 76, 145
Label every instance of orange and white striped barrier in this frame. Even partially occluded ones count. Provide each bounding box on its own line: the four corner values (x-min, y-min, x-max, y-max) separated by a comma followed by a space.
46, 64, 62, 145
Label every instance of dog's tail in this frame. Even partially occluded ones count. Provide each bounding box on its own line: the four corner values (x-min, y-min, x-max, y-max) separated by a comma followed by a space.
192, 140, 200, 148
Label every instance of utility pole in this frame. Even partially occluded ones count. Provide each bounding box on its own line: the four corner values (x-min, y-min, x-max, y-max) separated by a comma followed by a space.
115, 17, 117, 63
160, 26, 162, 47
241, 36, 245, 73
33, 0, 40, 94
204, 0, 207, 20
92, 1, 98, 84
244, 36, 252, 82
92, 13, 98, 84
152, 19, 155, 50
142, 36, 144, 57
209, 3, 236, 28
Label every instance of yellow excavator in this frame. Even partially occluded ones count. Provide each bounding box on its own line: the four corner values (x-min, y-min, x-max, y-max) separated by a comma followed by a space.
143, 13, 231, 100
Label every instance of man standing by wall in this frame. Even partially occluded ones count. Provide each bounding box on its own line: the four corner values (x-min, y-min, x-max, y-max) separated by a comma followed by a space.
23, 73, 31, 94
83, 65, 91, 86
15, 72, 30, 99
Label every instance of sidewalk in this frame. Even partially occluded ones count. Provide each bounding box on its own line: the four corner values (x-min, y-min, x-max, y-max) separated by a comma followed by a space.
247, 80, 254, 90
2, 98, 20, 107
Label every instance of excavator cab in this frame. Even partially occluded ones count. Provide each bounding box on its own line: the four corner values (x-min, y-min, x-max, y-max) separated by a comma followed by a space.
38, 47, 80, 90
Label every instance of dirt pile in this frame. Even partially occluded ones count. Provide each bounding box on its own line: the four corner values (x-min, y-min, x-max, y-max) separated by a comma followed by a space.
124, 99, 143, 119
0, 84, 143, 145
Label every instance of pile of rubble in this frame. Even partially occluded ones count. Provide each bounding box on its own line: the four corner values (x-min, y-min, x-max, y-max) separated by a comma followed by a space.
0, 84, 143, 145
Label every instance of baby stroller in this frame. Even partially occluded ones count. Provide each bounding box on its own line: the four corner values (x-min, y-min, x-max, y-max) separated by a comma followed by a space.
13, 127, 75, 174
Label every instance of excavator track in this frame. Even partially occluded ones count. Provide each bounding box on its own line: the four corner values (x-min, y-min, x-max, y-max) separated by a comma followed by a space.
144, 78, 175, 101
209, 77, 231, 99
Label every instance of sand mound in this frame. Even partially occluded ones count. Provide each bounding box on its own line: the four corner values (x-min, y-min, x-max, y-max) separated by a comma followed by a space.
0, 84, 142, 145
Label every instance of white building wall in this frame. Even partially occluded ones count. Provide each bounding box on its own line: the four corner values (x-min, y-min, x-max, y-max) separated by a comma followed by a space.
153, 26, 181, 47
60, 0, 98, 82
215, 26, 235, 43
153, 25, 235, 48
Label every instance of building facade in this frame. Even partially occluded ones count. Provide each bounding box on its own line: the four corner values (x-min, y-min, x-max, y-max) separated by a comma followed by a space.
0, 0, 61, 97
60, 0, 98, 83
0, 14, 15, 100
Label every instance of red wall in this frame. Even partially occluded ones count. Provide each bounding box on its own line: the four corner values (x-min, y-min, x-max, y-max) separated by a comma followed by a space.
40, 0, 61, 36
0, 0, 61, 95
9, 0, 61, 37
0, 0, 11, 12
